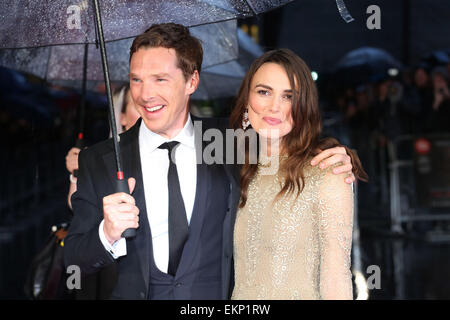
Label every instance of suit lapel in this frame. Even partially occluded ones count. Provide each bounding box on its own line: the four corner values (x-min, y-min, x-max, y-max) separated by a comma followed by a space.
175, 160, 210, 277
176, 117, 241, 278
175, 117, 210, 276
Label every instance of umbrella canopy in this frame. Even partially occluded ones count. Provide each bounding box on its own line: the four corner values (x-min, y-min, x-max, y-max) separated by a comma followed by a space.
0, 0, 292, 49
334, 47, 403, 85
193, 28, 264, 100
0, 20, 239, 83
420, 50, 449, 69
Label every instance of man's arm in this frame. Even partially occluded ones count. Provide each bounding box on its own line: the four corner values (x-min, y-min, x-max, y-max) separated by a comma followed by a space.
310, 140, 368, 184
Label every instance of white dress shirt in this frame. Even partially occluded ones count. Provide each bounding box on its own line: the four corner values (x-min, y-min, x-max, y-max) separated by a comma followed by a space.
99, 115, 197, 273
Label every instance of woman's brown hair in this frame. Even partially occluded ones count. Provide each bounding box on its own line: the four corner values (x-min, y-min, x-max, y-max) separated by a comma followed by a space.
230, 49, 368, 207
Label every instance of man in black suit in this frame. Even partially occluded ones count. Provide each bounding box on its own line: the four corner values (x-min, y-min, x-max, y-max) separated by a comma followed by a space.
64, 23, 356, 300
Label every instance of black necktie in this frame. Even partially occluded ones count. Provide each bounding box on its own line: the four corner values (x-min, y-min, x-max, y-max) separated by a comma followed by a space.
158, 141, 189, 276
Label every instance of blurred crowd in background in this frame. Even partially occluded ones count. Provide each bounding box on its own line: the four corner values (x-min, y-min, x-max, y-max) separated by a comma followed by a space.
322, 52, 450, 142
318, 51, 450, 217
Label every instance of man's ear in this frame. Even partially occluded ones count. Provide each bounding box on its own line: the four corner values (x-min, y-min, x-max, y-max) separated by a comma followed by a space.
186, 70, 200, 95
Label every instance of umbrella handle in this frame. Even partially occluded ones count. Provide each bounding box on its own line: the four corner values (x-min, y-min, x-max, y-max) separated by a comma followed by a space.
91, 0, 135, 239
116, 177, 137, 238
74, 137, 84, 149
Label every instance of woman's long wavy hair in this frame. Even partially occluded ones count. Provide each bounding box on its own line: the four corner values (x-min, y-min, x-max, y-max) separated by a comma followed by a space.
230, 49, 367, 208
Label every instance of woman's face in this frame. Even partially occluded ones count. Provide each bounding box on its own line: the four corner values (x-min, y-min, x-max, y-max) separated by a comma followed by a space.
247, 62, 295, 140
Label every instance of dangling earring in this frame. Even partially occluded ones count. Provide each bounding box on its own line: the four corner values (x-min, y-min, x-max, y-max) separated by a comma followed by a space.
242, 107, 250, 130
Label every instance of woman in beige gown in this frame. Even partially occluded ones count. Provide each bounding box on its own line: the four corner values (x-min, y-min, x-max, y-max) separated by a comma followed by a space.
229, 49, 367, 300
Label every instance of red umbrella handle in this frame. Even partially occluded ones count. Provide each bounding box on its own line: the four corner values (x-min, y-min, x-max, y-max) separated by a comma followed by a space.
115, 174, 136, 238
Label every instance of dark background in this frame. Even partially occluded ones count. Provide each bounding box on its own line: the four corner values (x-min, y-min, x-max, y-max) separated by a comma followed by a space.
259, 0, 450, 70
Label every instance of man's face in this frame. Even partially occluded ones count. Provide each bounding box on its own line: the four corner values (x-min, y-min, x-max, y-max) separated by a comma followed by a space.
129, 47, 199, 139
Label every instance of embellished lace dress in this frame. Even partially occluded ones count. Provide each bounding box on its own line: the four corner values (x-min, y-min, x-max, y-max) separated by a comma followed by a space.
231, 159, 354, 300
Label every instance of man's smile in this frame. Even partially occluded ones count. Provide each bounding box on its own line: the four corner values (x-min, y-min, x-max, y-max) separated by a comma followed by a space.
142, 104, 166, 114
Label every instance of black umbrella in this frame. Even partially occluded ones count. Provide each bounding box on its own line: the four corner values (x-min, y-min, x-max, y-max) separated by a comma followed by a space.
334, 47, 403, 86
0, 21, 239, 83
1, 0, 294, 238
0, 20, 240, 156
1, 0, 293, 49
421, 50, 449, 69
192, 28, 264, 100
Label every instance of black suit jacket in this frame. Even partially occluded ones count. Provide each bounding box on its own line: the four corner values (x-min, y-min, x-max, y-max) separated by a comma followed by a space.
64, 116, 241, 299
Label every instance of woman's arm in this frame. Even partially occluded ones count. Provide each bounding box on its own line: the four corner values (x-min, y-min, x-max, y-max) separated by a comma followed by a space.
317, 166, 354, 300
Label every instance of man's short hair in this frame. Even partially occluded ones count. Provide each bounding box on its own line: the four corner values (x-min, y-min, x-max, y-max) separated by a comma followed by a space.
129, 23, 203, 80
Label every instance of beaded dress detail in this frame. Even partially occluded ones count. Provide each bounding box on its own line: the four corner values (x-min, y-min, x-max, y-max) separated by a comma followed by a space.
232, 157, 354, 300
